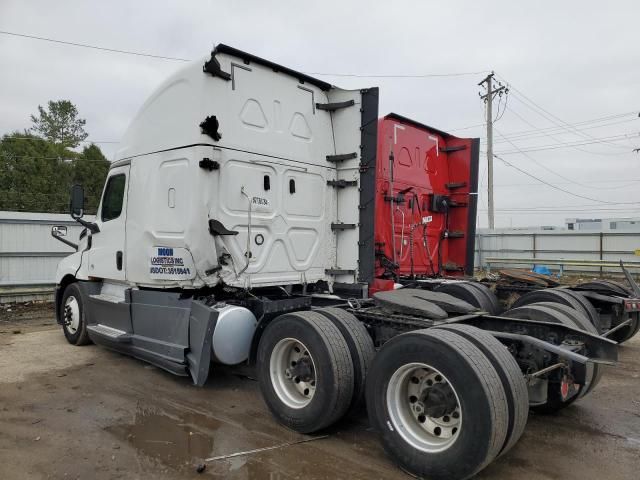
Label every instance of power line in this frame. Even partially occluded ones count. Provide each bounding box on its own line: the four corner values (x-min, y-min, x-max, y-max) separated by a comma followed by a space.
493, 180, 640, 190
494, 114, 639, 144
2, 136, 119, 144
448, 123, 486, 132
494, 178, 640, 186
0, 30, 192, 62
496, 132, 639, 154
0, 30, 488, 78
501, 105, 631, 156
0, 153, 110, 162
448, 110, 638, 137
479, 209, 640, 215
494, 126, 580, 186
508, 96, 631, 153
493, 126, 630, 191
493, 153, 640, 205
305, 70, 488, 78
496, 73, 634, 150
481, 202, 640, 210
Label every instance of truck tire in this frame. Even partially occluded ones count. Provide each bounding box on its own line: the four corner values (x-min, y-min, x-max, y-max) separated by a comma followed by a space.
559, 289, 601, 332
511, 289, 596, 326
435, 282, 499, 315
466, 282, 503, 315
316, 307, 375, 415
503, 303, 600, 412
531, 302, 595, 333
60, 283, 91, 346
257, 311, 354, 433
366, 328, 508, 480
435, 324, 528, 457
606, 313, 640, 344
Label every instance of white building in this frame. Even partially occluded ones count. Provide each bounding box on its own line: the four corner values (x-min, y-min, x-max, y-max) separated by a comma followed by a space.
566, 217, 640, 231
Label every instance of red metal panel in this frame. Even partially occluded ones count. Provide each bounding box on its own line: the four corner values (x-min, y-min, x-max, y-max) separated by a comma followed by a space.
373, 114, 477, 287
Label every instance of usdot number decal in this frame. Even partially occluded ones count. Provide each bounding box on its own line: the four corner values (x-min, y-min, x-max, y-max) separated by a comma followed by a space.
148, 247, 196, 280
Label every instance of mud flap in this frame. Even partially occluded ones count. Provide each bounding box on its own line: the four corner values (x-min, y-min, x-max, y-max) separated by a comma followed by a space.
186, 300, 219, 386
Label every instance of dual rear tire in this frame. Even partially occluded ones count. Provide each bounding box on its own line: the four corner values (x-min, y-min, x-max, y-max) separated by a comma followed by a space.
256, 309, 374, 433
257, 312, 527, 479
366, 325, 527, 480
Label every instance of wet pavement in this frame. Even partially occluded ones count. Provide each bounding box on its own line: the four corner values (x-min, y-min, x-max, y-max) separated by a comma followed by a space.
0, 305, 639, 479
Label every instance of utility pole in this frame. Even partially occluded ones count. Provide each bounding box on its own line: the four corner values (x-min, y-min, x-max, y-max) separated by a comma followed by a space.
479, 72, 507, 229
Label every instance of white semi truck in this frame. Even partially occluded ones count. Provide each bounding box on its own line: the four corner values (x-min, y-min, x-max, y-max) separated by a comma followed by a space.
52, 45, 620, 480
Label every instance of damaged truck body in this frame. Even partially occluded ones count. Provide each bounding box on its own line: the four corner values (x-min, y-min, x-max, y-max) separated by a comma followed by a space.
51, 45, 632, 480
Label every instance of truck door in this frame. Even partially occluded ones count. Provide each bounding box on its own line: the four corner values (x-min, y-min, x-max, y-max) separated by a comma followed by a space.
88, 164, 129, 281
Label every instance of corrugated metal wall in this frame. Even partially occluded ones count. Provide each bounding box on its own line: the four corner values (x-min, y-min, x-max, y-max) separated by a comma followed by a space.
475, 229, 640, 274
3, 212, 640, 302
0, 211, 93, 302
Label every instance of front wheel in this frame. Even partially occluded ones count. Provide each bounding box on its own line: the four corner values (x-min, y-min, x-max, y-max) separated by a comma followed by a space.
60, 283, 91, 346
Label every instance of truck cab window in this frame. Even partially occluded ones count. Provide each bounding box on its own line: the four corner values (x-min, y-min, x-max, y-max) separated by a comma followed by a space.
101, 174, 126, 222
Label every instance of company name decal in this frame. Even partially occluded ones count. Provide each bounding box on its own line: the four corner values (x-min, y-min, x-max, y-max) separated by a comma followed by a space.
148, 247, 196, 279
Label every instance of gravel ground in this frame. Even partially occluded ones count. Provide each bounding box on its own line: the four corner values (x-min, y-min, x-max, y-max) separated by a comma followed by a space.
0, 303, 638, 480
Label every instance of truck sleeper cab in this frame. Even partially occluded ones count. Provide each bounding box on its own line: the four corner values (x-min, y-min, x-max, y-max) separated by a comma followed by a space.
52, 45, 622, 480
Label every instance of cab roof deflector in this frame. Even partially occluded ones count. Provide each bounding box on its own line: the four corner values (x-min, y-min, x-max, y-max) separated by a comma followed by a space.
204, 44, 333, 92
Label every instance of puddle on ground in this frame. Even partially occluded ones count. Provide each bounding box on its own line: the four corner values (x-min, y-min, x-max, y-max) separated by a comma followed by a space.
105, 403, 307, 478
103, 401, 395, 479
106, 405, 220, 470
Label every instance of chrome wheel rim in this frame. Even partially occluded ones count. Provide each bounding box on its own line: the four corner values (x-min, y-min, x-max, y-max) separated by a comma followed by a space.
387, 362, 462, 453
270, 338, 317, 409
63, 295, 80, 334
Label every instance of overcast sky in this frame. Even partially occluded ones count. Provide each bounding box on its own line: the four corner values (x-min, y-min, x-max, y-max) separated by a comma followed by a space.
1, 0, 639, 228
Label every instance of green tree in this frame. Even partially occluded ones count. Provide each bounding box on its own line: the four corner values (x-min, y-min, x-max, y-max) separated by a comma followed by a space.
1, 101, 110, 214
30, 100, 89, 149
0, 137, 110, 214
0, 132, 74, 212
73, 143, 110, 213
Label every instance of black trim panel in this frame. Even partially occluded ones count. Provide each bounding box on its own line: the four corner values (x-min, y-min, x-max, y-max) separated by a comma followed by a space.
212, 44, 332, 91
358, 88, 379, 284
465, 138, 480, 276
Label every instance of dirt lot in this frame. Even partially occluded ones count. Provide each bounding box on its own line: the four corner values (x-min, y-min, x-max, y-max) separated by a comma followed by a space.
1, 303, 639, 480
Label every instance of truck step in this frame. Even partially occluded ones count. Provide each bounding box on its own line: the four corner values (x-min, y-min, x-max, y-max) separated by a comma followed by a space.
326, 152, 357, 163
89, 293, 126, 304
87, 324, 132, 343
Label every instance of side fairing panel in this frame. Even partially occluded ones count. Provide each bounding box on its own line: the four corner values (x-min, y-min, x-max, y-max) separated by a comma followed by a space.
374, 115, 478, 280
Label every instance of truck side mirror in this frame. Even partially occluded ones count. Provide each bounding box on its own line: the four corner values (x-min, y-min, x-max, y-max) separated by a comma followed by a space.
70, 184, 85, 219
51, 225, 68, 237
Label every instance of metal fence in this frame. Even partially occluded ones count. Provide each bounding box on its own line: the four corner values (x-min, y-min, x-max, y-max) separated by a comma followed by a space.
0, 211, 91, 303
475, 229, 640, 275
3, 212, 640, 302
